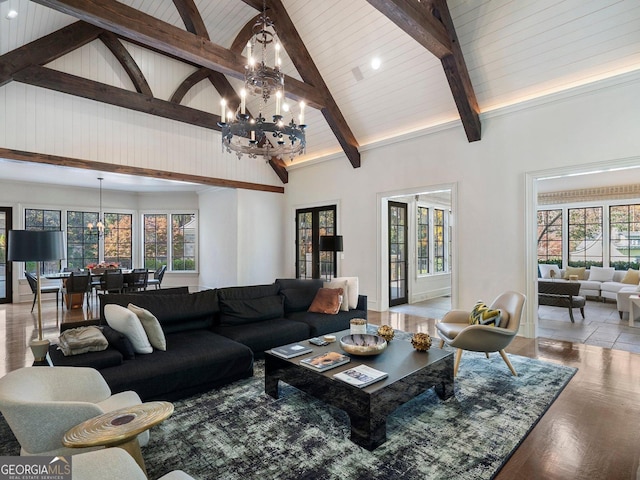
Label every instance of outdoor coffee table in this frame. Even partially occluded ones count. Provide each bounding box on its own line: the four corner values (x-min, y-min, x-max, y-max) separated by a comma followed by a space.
63, 401, 174, 476
265, 329, 454, 450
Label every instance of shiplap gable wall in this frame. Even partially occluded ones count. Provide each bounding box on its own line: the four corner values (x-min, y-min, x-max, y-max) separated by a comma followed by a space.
0, 39, 282, 187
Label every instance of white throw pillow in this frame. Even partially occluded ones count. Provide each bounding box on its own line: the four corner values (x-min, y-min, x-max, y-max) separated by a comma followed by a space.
104, 304, 153, 354
538, 264, 561, 279
588, 266, 615, 282
324, 280, 349, 312
128, 303, 167, 351
332, 276, 359, 309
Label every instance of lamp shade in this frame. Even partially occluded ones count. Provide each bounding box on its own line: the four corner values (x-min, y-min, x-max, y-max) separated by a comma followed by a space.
7, 230, 66, 262
319, 235, 343, 252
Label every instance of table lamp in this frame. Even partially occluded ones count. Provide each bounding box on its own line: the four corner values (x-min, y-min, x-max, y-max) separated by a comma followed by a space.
7, 230, 65, 362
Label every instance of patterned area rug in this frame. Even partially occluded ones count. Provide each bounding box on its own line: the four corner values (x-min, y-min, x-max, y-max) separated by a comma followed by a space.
0, 349, 576, 480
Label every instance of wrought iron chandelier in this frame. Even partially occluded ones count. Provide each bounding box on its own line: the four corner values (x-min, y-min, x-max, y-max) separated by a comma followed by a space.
218, 1, 306, 161
87, 177, 106, 236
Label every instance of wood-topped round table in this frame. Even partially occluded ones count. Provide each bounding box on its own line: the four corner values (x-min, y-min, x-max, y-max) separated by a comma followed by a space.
63, 401, 174, 476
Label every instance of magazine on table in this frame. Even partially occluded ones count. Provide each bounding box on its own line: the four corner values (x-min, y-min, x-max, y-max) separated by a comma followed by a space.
333, 364, 388, 388
270, 343, 313, 359
300, 351, 350, 372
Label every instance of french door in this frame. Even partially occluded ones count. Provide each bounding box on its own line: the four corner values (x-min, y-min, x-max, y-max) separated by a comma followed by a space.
296, 205, 336, 279
0, 207, 12, 303
389, 201, 408, 306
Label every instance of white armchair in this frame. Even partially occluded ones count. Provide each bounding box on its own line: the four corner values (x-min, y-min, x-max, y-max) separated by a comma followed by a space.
72, 448, 195, 480
616, 286, 639, 319
0, 366, 148, 456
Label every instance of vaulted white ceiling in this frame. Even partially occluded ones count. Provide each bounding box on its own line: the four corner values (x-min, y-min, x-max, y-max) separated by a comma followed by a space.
0, 0, 639, 190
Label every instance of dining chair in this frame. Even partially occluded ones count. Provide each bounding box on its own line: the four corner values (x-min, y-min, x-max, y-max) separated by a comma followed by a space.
25, 271, 60, 311
126, 268, 149, 292
61, 272, 91, 310
147, 265, 166, 289
95, 269, 124, 295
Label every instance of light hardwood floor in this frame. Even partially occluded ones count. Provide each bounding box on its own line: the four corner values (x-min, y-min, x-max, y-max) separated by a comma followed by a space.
1, 298, 639, 479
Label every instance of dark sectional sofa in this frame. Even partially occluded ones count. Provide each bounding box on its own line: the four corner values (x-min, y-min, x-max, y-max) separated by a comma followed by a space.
48, 279, 367, 401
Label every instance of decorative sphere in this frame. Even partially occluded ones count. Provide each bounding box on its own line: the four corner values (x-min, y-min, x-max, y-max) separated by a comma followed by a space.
377, 325, 395, 342
411, 333, 432, 352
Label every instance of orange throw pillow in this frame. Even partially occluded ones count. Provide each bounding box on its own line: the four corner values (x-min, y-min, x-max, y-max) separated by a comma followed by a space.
308, 288, 344, 315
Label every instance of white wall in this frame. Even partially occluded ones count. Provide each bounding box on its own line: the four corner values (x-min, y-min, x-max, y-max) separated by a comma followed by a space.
284, 75, 640, 336
197, 187, 287, 288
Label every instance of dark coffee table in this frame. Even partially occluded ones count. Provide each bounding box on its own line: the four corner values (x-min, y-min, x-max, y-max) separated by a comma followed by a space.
265, 329, 454, 450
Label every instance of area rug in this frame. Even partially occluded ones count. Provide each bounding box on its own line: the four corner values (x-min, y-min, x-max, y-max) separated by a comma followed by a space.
0, 351, 576, 480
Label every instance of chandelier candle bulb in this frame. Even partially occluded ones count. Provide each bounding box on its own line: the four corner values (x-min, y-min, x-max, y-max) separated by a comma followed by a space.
240, 89, 246, 114
276, 91, 282, 115
299, 102, 305, 125
220, 99, 226, 123
247, 41, 251, 61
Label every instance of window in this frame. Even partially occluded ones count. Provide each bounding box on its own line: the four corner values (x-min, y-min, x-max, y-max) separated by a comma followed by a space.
537, 209, 563, 266
434, 209, 445, 272
568, 207, 603, 267
295, 206, 336, 279
24, 208, 62, 274
171, 214, 197, 271
66, 211, 99, 269
417, 206, 429, 275
104, 213, 132, 269
143, 213, 196, 271
610, 204, 640, 270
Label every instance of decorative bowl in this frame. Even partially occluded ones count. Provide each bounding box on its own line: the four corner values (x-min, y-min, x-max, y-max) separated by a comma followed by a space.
340, 334, 387, 356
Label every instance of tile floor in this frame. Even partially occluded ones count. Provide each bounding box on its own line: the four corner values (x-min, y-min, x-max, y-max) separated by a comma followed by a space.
390, 296, 640, 354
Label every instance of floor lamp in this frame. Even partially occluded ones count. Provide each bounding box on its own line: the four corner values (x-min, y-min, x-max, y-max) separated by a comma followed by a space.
8, 230, 65, 362
319, 235, 343, 281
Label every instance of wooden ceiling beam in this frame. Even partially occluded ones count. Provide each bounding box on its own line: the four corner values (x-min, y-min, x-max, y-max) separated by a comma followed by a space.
0, 21, 102, 87
366, 0, 481, 142
264, 0, 361, 168
13, 65, 221, 131
31, 0, 325, 109
99, 32, 152, 96
0, 148, 285, 193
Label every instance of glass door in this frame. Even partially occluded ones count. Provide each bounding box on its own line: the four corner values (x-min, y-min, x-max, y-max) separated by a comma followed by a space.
389, 201, 408, 306
296, 205, 336, 279
0, 207, 12, 303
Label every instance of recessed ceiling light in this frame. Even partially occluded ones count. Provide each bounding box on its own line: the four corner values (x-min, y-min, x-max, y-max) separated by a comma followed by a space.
6, 9, 18, 19
371, 57, 381, 70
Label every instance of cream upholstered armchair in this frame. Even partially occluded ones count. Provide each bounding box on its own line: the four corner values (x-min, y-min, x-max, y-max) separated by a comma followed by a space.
0, 366, 149, 456
72, 448, 195, 480
435, 291, 526, 377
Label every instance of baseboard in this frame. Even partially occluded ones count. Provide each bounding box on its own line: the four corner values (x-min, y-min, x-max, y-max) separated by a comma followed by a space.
410, 288, 451, 304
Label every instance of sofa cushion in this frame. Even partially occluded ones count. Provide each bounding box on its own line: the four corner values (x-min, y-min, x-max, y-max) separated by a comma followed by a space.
101, 325, 135, 360
217, 283, 280, 300
564, 266, 586, 280
100, 289, 219, 334
286, 309, 367, 337
48, 344, 123, 369
104, 304, 153, 354
219, 296, 284, 325
622, 269, 640, 285
99, 330, 254, 401
469, 301, 501, 327
213, 318, 310, 353
128, 304, 167, 351
589, 266, 615, 282
539, 264, 561, 279
276, 279, 323, 313
324, 280, 349, 311
332, 277, 359, 309
308, 288, 343, 314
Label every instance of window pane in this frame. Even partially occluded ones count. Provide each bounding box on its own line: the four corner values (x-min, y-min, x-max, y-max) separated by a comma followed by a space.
610, 204, 640, 270
568, 207, 602, 267
144, 214, 168, 270
537, 209, 563, 266
104, 213, 132, 269
417, 206, 429, 275
171, 214, 197, 271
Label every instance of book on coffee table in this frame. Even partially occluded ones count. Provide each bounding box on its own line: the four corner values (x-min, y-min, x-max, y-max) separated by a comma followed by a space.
270, 343, 313, 359
333, 364, 388, 388
300, 351, 350, 372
